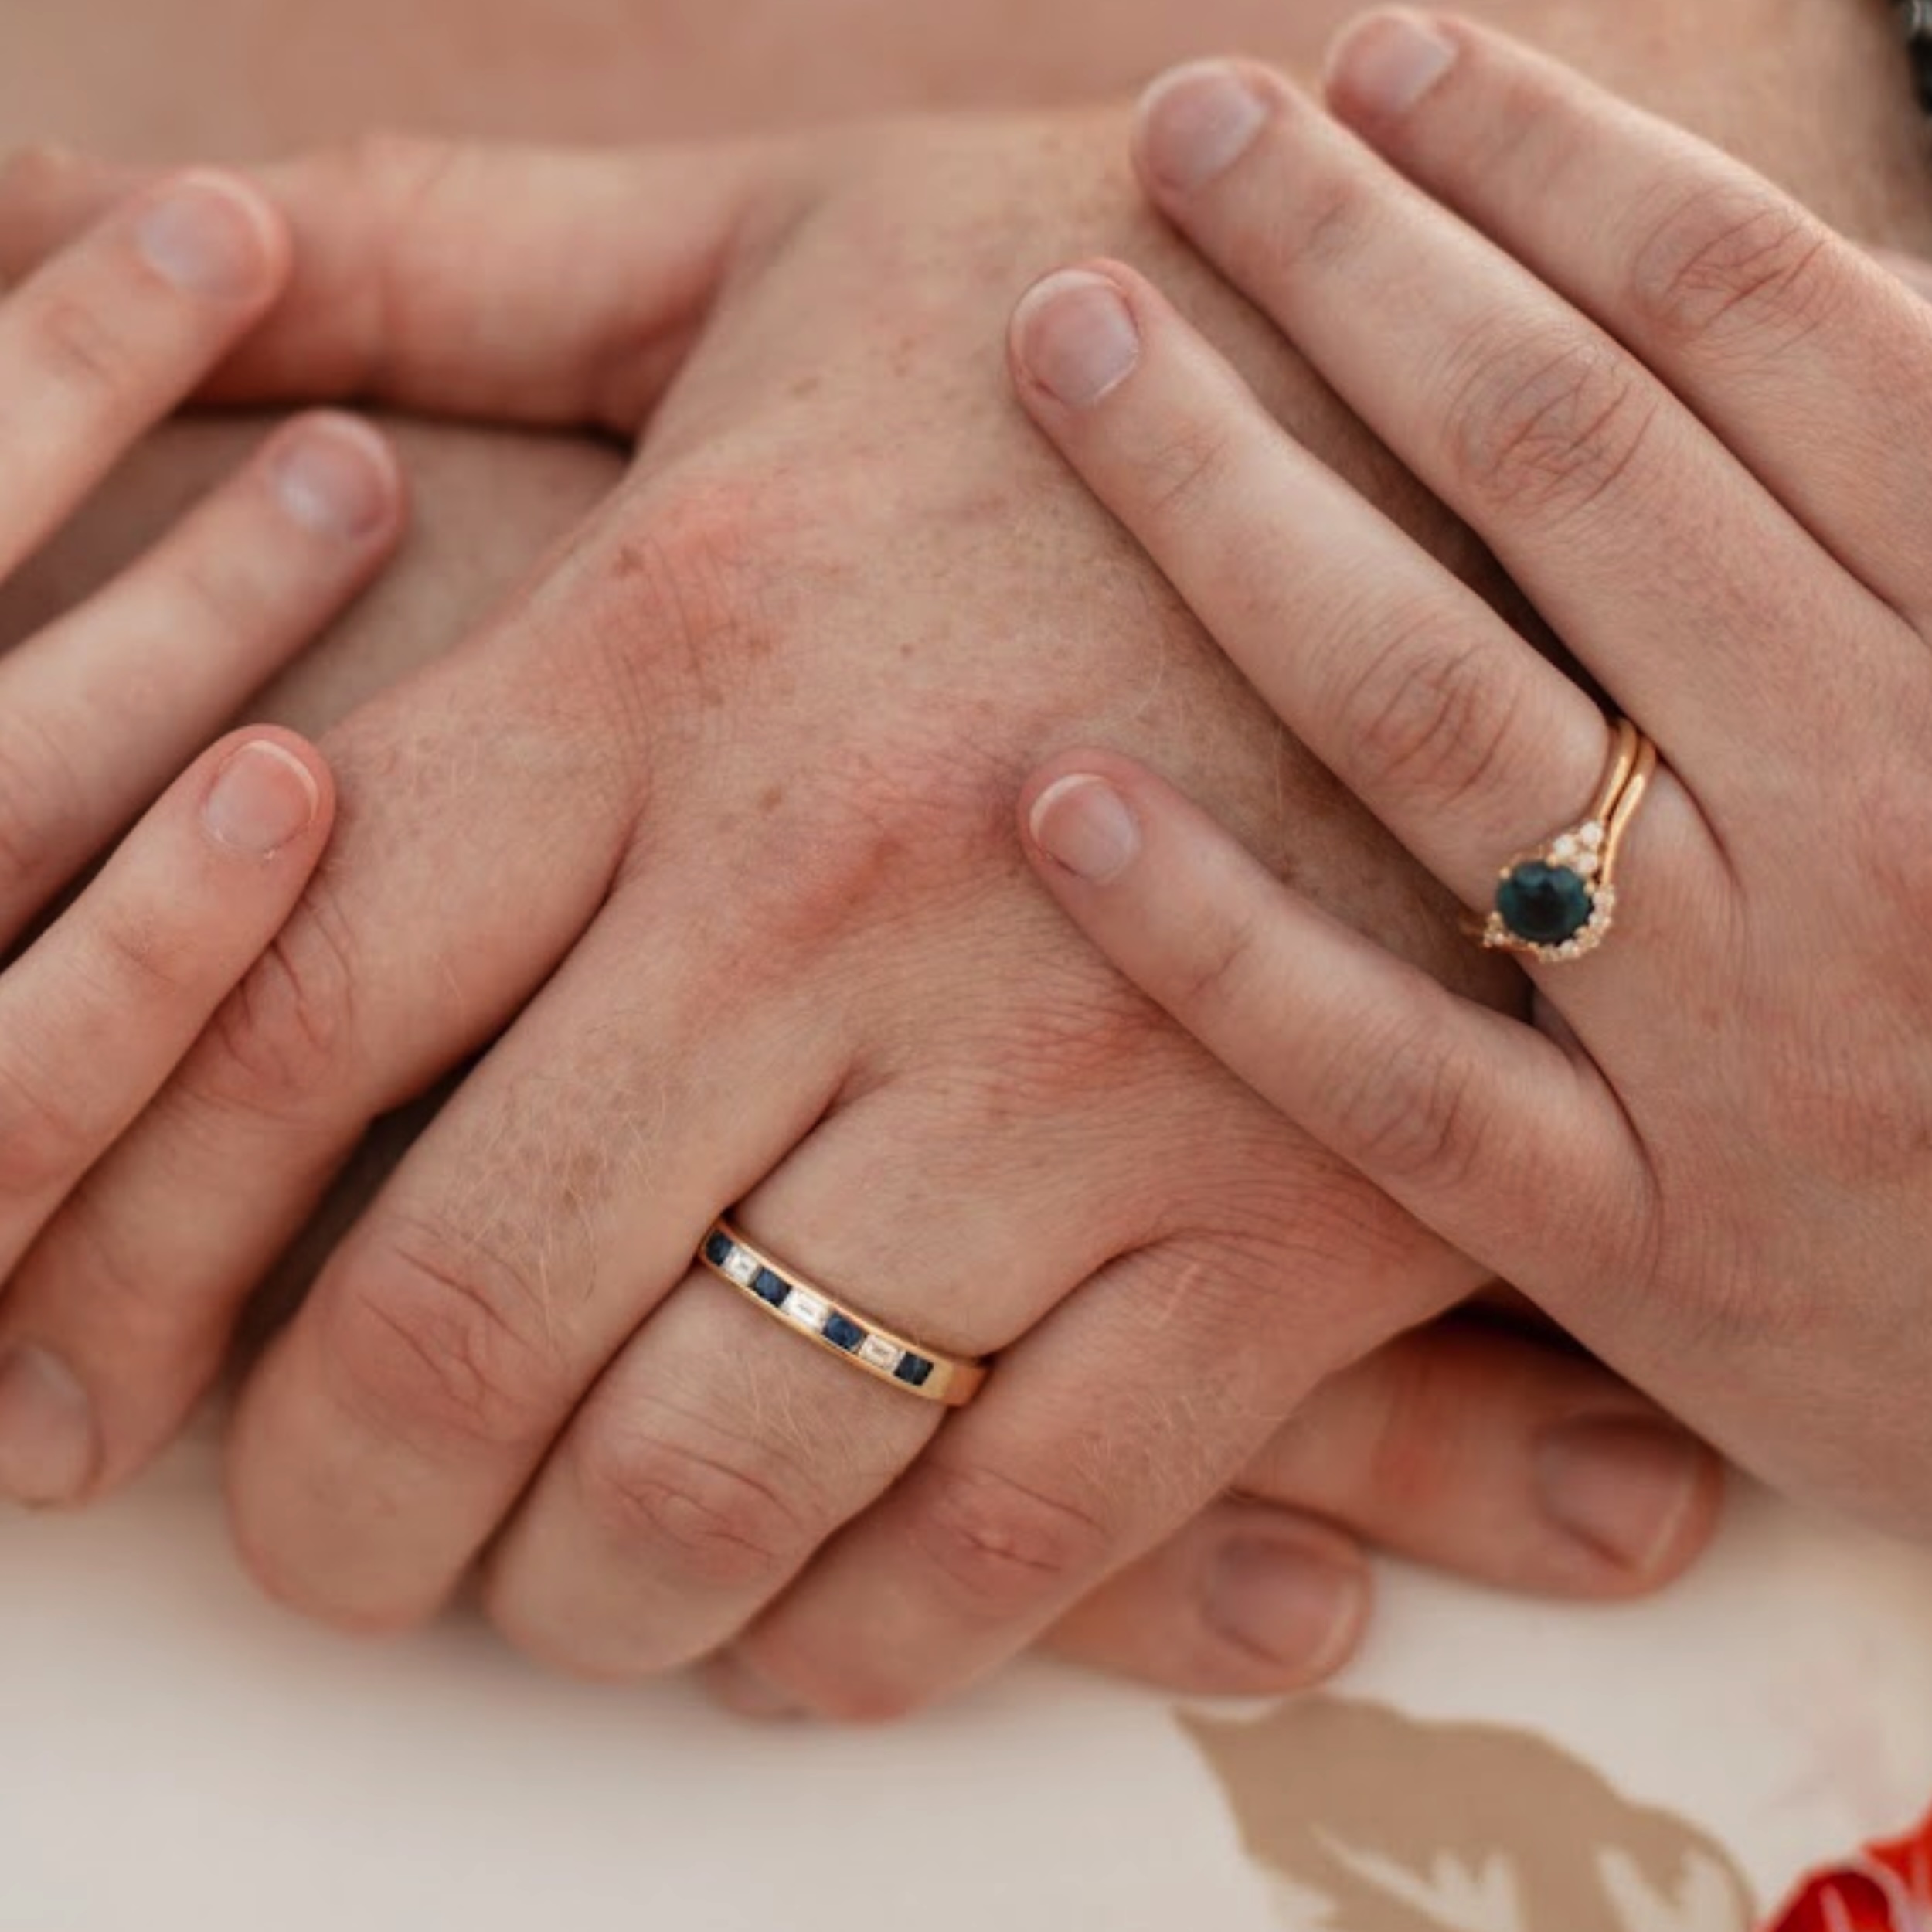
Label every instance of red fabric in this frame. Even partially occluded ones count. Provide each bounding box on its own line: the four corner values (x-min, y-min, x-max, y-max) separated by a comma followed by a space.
1767, 1809, 1932, 1932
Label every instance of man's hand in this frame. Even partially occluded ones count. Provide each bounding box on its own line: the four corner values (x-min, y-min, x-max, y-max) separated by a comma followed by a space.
0, 120, 1716, 1714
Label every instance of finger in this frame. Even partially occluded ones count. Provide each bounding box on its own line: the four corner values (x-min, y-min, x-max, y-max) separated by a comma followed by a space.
1044, 1325, 1722, 1697
1010, 263, 1662, 925
0, 139, 776, 433
1127, 56, 1911, 781
0, 412, 401, 943
474, 1060, 1175, 1680
0, 510, 656, 1505
1036, 1502, 1374, 1699
709, 1182, 1470, 1723
213, 872, 860, 1630
1231, 1321, 1722, 1594
0, 169, 287, 573
0, 730, 333, 1505
1021, 752, 1643, 1291
1324, 12, 1932, 620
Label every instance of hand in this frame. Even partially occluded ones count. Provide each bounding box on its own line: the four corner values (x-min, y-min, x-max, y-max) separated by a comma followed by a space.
0, 169, 403, 1499
1016, 15, 1932, 1540
0, 121, 1716, 1716
0, 172, 1709, 1708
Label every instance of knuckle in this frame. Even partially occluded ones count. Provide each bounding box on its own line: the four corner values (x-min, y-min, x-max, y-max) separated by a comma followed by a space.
907, 1459, 1114, 1621
1321, 1019, 1492, 1192
26, 289, 138, 398
573, 1413, 811, 1594
604, 468, 786, 702
1282, 167, 1373, 274
164, 545, 277, 648
1136, 413, 1240, 528
1628, 182, 1839, 353
321, 1219, 560, 1455
0, 1056, 94, 1198
197, 884, 359, 1116
0, 717, 80, 909
1169, 899, 1269, 1018
87, 900, 196, 1007
321, 133, 466, 392
1355, 1333, 1476, 1516
1335, 615, 1523, 817
1446, 332, 1658, 522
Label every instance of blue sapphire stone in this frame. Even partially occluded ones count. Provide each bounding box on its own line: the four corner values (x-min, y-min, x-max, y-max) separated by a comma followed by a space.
894, 1354, 935, 1389
823, 1313, 866, 1353
752, 1267, 790, 1308
703, 1230, 731, 1268
1496, 861, 1593, 947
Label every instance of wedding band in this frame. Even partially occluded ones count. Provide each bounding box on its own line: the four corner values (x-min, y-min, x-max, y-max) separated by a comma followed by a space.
698, 1219, 989, 1407
1480, 716, 1657, 964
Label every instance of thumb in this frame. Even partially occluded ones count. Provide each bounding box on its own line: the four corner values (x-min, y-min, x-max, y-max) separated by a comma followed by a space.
0, 137, 778, 431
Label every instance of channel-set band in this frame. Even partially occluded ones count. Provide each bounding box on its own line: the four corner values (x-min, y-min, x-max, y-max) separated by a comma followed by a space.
698, 1219, 990, 1407
1480, 716, 1657, 964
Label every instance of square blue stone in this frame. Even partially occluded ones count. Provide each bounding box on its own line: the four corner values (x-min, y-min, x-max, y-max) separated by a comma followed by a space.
894, 1354, 934, 1389
752, 1267, 790, 1308
703, 1231, 731, 1268
823, 1313, 866, 1353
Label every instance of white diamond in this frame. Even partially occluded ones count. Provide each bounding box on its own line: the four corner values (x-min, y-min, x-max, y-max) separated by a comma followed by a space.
1575, 853, 1600, 879
1551, 835, 1578, 862
1579, 822, 1605, 851
859, 1335, 902, 1373
786, 1291, 830, 1333
722, 1248, 760, 1287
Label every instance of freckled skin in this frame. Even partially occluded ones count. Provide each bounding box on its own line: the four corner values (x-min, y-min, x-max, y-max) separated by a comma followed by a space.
0, 0, 1917, 1679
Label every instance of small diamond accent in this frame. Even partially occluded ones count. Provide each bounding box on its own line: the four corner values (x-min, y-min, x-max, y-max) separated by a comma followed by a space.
722, 1248, 760, 1287
1551, 835, 1578, 862
859, 1335, 903, 1373
786, 1291, 831, 1334
1578, 822, 1605, 851
1575, 853, 1600, 879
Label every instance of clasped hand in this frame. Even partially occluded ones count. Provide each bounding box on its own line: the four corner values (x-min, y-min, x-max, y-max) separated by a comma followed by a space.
0, 26, 1799, 1718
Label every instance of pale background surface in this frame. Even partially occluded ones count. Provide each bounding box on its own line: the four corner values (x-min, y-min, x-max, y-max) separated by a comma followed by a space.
4, 1431, 1929, 1931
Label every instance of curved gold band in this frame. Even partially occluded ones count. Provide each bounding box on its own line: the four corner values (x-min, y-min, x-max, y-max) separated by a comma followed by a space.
1480, 716, 1658, 964
698, 1219, 989, 1407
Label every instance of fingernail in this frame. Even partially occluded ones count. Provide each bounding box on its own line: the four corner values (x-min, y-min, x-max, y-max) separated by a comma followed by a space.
1029, 775, 1141, 884
1536, 1417, 1711, 1576
1328, 12, 1459, 117
702, 1654, 803, 1722
1203, 1537, 1368, 1680
202, 740, 321, 857
134, 173, 277, 299
1136, 61, 1274, 194
0, 1346, 99, 1508
270, 416, 397, 539
1013, 270, 1142, 410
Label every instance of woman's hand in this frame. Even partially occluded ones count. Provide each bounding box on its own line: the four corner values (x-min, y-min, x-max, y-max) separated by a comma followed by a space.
0, 172, 401, 1498
1017, 12, 1932, 1539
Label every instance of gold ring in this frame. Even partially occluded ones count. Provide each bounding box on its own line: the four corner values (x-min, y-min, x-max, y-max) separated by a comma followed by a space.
1481, 716, 1657, 964
698, 1219, 989, 1407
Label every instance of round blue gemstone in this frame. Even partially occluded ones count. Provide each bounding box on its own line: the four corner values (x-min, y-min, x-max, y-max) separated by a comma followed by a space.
1496, 861, 1592, 946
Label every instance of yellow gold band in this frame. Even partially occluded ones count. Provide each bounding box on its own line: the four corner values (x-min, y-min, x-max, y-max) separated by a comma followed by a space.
1480, 717, 1658, 964
698, 1219, 989, 1408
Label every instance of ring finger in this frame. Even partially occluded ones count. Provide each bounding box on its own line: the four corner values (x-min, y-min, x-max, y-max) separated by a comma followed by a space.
1009, 265, 1720, 994
477, 1066, 1159, 1680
